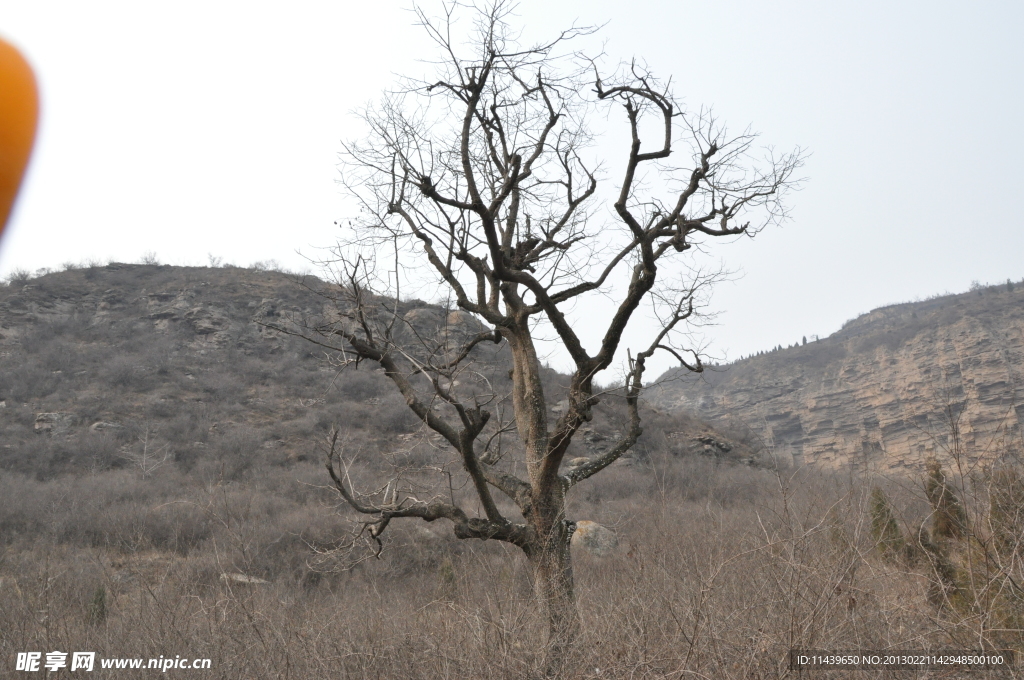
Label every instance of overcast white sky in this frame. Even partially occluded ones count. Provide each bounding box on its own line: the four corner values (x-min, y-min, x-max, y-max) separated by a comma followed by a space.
1, 1, 1022, 377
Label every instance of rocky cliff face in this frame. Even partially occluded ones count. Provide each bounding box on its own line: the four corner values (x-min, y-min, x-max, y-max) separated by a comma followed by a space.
647, 283, 1024, 471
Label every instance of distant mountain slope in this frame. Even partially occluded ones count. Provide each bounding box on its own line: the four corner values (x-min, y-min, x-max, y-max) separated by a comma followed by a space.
647, 282, 1024, 471
0, 263, 753, 484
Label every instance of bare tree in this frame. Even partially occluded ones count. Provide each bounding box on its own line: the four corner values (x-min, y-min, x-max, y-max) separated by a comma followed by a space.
121, 425, 171, 479
271, 1, 802, 671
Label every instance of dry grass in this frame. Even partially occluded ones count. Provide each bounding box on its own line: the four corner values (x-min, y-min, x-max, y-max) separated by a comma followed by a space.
2, 456, 1021, 679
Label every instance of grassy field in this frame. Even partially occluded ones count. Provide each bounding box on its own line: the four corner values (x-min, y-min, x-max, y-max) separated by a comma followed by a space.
2, 452, 1021, 679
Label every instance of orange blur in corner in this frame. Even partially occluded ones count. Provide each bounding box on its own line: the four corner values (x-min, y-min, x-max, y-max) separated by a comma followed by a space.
0, 36, 38, 236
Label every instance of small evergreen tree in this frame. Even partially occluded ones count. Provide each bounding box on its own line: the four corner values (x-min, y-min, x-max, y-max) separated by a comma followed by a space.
437, 557, 457, 601
869, 487, 904, 561
925, 460, 967, 539
989, 469, 1024, 556
87, 585, 107, 625
916, 525, 960, 607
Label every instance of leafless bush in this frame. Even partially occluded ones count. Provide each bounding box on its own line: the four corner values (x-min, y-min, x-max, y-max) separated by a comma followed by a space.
105, 356, 149, 391
3, 267, 31, 285
4, 458, 1021, 679
3, 360, 62, 401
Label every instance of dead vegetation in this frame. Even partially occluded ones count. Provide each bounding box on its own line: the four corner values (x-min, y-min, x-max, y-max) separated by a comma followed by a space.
1, 450, 1023, 678
3, 266, 1023, 677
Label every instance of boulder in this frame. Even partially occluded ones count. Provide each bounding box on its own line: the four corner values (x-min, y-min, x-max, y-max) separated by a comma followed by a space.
571, 520, 619, 556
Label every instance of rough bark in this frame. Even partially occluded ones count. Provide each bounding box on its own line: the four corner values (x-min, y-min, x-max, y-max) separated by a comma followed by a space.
529, 524, 580, 674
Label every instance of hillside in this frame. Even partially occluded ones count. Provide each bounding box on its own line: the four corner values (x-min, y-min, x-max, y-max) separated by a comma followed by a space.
0, 262, 755, 495
2, 265, 1021, 677
648, 281, 1024, 471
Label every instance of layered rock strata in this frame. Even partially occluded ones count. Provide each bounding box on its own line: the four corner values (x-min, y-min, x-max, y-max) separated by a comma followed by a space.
647, 284, 1024, 471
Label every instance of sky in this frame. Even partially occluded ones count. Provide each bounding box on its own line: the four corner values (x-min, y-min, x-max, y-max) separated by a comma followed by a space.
1, 1, 1022, 378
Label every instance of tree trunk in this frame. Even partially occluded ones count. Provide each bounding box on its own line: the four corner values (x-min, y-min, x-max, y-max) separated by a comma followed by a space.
531, 521, 580, 677
504, 322, 582, 673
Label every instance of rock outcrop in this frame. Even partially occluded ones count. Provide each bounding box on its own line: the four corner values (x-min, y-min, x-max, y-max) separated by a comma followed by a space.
648, 283, 1024, 472
34, 412, 76, 435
